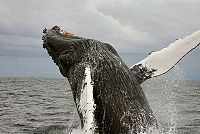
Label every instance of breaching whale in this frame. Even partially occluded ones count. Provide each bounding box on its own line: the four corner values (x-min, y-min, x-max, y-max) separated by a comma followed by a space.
42, 26, 200, 134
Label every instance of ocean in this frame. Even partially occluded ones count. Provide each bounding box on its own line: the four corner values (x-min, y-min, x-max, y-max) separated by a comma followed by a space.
0, 77, 199, 134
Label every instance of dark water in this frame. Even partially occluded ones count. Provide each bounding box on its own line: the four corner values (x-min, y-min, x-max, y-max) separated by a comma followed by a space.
142, 79, 200, 134
0, 77, 199, 134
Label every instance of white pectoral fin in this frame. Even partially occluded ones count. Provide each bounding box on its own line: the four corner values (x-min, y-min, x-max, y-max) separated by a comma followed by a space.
79, 66, 96, 133
131, 30, 200, 82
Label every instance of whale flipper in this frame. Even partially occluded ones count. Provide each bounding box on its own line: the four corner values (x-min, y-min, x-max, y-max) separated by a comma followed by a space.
131, 30, 200, 83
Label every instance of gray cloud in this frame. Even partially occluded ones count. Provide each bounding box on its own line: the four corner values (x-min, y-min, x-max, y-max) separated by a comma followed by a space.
92, 0, 200, 48
0, 0, 200, 54
0, 0, 199, 78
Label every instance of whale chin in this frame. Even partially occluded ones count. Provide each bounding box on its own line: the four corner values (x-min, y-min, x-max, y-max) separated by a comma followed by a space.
42, 26, 72, 64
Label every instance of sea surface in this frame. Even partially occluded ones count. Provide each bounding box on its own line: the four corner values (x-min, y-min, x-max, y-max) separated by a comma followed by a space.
0, 77, 199, 134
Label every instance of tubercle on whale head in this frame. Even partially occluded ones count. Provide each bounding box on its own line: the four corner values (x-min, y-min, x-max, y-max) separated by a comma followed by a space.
43, 25, 74, 35
42, 26, 90, 77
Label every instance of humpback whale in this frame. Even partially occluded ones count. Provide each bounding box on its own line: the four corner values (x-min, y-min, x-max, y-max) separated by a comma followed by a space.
42, 26, 200, 134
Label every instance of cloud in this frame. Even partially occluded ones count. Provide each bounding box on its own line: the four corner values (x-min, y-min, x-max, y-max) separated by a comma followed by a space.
0, 0, 200, 55
0, 0, 86, 56
0, 0, 199, 78
83, 0, 155, 52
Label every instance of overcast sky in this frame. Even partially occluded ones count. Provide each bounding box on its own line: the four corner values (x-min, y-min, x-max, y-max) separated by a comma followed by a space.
0, 0, 199, 79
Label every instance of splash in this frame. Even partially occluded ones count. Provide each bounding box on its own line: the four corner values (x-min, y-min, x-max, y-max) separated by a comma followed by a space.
162, 65, 184, 134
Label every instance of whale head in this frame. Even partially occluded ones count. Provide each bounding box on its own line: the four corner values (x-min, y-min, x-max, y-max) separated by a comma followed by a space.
42, 26, 120, 78
42, 26, 90, 77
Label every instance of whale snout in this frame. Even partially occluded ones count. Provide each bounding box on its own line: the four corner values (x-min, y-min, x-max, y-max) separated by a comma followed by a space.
42, 26, 90, 76
42, 26, 76, 64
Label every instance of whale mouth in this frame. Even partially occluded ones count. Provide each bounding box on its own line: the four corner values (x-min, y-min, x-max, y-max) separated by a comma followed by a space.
42, 38, 58, 64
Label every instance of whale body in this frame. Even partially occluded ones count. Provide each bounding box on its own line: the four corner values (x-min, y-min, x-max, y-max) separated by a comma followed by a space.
42, 26, 200, 134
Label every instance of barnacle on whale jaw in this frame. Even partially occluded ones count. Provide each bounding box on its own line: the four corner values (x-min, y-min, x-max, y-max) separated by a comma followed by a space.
60, 29, 74, 35
42, 32, 58, 64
